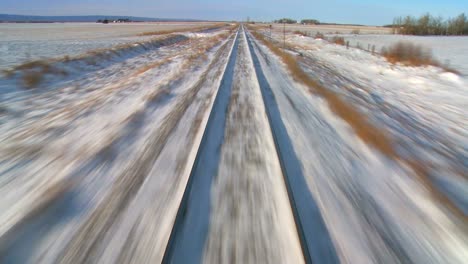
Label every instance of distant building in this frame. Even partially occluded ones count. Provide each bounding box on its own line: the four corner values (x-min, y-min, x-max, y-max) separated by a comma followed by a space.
97, 18, 131, 24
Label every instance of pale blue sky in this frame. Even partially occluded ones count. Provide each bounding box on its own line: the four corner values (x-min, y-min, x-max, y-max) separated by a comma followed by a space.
1, 0, 467, 25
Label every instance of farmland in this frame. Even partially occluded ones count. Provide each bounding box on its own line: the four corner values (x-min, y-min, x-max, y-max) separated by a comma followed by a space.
0, 22, 221, 70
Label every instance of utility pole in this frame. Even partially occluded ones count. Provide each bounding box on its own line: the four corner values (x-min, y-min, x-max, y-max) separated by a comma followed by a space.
283, 22, 286, 49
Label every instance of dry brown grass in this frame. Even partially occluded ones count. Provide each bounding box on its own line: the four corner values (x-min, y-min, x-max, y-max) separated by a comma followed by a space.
4, 34, 187, 88
180, 31, 232, 69
13, 60, 67, 74
250, 30, 395, 158
9, 27, 234, 90
130, 31, 232, 78
22, 71, 44, 88
139, 23, 225, 36
6, 25, 236, 84
133, 58, 173, 77
381, 42, 460, 73
293, 30, 308, 36
15, 60, 50, 71
252, 24, 269, 30
140, 28, 194, 36
15, 60, 67, 88
331, 36, 345, 45
250, 28, 465, 218
381, 42, 437, 66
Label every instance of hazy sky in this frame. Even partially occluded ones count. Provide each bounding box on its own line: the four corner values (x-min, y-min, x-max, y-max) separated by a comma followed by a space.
1, 0, 467, 25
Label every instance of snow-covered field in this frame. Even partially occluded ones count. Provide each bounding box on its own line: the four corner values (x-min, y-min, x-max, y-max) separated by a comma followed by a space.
278, 32, 468, 212
340, 34, 468, 76
0, 25, 235, 263
262, 24, 468, 76
0, 22, 219, 70
248, 29, 467, 263
0, 23, 467, 264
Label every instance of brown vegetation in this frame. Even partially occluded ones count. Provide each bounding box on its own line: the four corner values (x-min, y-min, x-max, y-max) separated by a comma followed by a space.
4, 34, 187, 88
7, 27, 235, 90
381, 41, 459, 73
293, 30, 308, 36
249, 27, 465, 217
133, 58, 173, 77
250, 29, 395, 158
331, 36, 345, 45
15, 60, 67, 88
181, 32, 231, 69
139, 23, 225, 36
381, 41, 437, 66
132, 30, 233, 78
22, 71, 44, 89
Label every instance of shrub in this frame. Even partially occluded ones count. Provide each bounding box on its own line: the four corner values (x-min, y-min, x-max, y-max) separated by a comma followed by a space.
293, 30, 307, 36
13, 60, 67, 88
351, 29, 360, 35
331, 36, 345, 45
381, 41, 437, 66
314, 31, 325, 39
22, 71, 43, 88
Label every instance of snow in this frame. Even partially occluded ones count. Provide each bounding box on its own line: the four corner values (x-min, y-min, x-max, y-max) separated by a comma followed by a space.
285, 34, 468, 213
258, 24, 468, 76
0, 22, 219, 70
0, 28, 234, 263
1, 23, 467, 264
335, 34, 468, 76
203, 27, 304, 264
249, 30, 468, 263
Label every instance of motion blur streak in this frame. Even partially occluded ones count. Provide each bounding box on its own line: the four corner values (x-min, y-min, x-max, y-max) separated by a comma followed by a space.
0, 21, 467, 264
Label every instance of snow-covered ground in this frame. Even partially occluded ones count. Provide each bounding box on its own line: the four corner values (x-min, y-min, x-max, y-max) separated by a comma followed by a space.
278, 33, 468, 214
1, 23, 467, 264
0, 26, 235, 263
340, 34, 468, 76
203, 28, 303, 264
256, 24, 468, 75
248, 29, 468, 263
0, 22, 219, 70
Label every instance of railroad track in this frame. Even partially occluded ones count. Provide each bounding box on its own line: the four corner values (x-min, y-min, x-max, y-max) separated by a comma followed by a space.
161, 25, 240, 264
162, 25, 338, 264
245, 29, 339, 264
